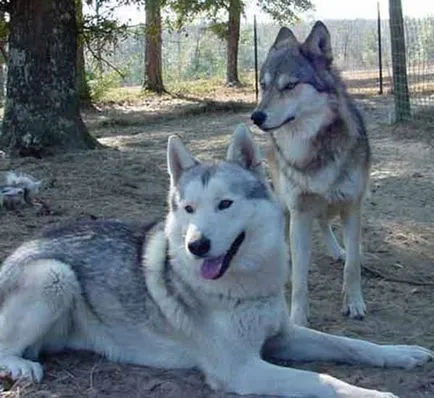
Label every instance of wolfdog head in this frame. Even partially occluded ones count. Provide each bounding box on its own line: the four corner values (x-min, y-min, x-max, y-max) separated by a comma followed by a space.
251, 21, 342, 133
165, 125, 287, 283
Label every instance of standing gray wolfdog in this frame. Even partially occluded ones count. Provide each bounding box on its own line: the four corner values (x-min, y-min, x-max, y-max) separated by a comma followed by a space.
0, 125, 431, 397
251, 21, 371, 326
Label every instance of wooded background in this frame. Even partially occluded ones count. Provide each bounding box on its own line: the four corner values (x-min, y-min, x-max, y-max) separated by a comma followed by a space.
0, 0, 432, 156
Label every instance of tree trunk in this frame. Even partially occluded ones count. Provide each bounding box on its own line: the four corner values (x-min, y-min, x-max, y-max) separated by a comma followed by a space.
389, 0, 411, 122
76, 0, 92, 108
94, 0, 103, 74
1, 0, 100, 157
143, 0, 165, 94
0, 11, 5, 104
226, 0, 241, 86
0, 63, 4, 105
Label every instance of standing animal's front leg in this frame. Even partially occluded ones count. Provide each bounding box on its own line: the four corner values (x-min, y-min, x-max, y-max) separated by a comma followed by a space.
289, 210, 314, 326
340, 205, 366, 319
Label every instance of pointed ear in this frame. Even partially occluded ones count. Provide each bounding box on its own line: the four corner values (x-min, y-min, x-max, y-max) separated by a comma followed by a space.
271, 27, 299, 51
226, 124, 265, 178
167, 135, 199, 185
301, 21, 333, 68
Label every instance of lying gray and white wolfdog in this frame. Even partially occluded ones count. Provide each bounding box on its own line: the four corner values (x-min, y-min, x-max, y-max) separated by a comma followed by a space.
251, 21, 371, 326
0, 125, 431, 397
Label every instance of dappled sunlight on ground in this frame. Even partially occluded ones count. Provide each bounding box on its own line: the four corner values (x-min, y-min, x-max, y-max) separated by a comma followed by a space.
0, 94, 432, 397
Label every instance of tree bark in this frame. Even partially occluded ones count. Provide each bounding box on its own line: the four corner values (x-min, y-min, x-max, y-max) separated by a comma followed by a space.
0, 0, 100, 157
226, 0, 241, 86
76, 0, 92, 108
0, 11, 5, 104
143, 0, 165, 94
389, 0, 411, 122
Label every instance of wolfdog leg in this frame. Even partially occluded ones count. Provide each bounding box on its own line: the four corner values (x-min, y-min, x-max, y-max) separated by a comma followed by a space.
227, 356, 397, 397
263, 323, 432, 370
0, 260, 78, 382
318, 218, 345, 261
283, 208, 291, 251
340, 206, 366, 319
198, 335, 397, 397
289, 210, 313, 326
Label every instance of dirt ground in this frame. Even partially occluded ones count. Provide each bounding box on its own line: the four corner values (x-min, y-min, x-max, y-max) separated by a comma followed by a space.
0, 94, 433, 397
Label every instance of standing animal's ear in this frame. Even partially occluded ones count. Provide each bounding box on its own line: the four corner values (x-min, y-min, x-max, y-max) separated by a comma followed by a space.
271, 27, 299, 51
227, 124, 265, 178
301, 21, 333, 68
167, 135, 199, 185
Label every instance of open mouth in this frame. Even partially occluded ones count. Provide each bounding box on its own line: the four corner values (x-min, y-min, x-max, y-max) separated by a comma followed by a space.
260, 116, 295, 132
200, 231, 246, 280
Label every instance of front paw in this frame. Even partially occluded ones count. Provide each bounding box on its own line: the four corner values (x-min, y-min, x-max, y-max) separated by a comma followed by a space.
342, 287, 366, 320
0, 355, 43, 382
380, 345, 433, 369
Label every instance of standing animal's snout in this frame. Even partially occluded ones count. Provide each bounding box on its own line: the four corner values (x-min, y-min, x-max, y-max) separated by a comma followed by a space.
251, 111, 267, 127
188, 236, 211, 257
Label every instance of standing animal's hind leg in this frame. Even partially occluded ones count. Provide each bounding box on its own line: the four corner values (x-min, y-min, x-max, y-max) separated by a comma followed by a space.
340, 206, 366, 319
0, 260, 78, 382
318, 218, 345, 261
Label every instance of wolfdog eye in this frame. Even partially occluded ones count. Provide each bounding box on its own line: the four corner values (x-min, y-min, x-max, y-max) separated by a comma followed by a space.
218, 199, 233, 210
284, 82, 298, 90
184, 205, 194, 214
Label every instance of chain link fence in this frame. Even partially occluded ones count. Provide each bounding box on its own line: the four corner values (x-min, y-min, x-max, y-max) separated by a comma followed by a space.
403, 17, 434, 122
96, 14, 434, 124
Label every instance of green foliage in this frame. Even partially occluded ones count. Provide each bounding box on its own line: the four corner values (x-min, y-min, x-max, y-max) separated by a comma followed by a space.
164, 0, 241, 41
208, 22, 228, 40
81, 0, 315, 96
186, 43, 225, 78
168, 76, 229, 95
166, 0, 313, 31
165, 0, 228, 30
81, 9, 129, 57
160, 26, 227, 83
81, 0, 131, 79
92, 86, 153, 105
0, 16, 7, 40
87, 70, 123, 102
0, 12, 8, 63
256, 0, 313, 24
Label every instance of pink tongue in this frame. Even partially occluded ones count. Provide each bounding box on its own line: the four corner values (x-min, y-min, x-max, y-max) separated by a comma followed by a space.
200, 256, 225, 280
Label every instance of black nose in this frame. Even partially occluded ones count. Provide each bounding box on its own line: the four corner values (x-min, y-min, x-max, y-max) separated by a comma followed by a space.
251, 111, 267, 127
188, 237, 211, 257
